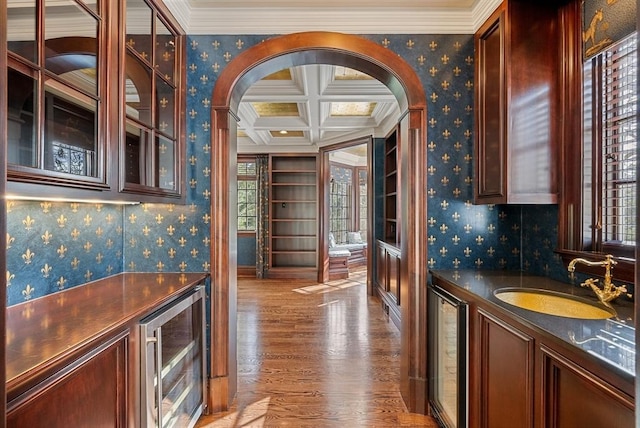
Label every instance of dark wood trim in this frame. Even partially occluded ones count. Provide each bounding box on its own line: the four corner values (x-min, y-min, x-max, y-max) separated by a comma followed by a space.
557, 0, 586, 251
0, 0, 8, 423
210, 32, 428, 413
556, 249, 635, 285
237, 266, 256, 278
318, 135, 372, 289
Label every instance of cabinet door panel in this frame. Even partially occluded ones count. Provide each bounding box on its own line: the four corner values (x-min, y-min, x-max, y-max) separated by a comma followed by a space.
376, 242, 386, 291
478, 309, 534, 428
541, 347, 634, 428
475, 12, 505, 200
388, 250, 400, 305
7, 333, 127, 428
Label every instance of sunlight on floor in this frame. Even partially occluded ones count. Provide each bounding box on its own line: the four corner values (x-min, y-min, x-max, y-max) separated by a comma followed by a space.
199, 397, 271, 428
292, 269, 367, 295
292, 280, 361, 295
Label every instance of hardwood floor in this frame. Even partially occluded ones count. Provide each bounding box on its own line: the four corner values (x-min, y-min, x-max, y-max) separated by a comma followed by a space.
195, 269, 438, 427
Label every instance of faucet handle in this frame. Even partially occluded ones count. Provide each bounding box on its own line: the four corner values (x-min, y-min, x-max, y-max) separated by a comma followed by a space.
604, 254, 617, 266
580, 278, 599, 288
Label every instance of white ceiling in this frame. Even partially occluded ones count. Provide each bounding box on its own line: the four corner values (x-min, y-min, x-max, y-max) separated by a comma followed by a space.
163, 0, 500, 154
164, 0, 500, 35
237, 65, 399, 154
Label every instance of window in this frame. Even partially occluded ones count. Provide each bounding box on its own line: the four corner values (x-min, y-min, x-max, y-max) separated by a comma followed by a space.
330, 179, 351, 244
582, 33, 637, 258
358, 168, 368, 234
237, 160, 257, 231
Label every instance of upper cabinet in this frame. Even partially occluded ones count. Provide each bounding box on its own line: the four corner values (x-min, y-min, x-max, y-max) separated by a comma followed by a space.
7, 0, 107, 190
121, 0, 184, 198
6, 0, 185, 202
474, 1, 559, 204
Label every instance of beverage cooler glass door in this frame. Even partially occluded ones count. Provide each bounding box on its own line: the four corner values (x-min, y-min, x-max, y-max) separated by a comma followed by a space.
141, 286, 206, 428
428, 284, 468, 428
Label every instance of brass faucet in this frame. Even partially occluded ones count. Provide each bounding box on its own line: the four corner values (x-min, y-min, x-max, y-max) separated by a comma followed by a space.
567, 254, 628, 308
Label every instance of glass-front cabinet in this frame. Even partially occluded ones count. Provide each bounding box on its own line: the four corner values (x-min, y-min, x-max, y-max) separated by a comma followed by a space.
122, 0, 181, 197
6, 0, 184, 201
7, 0, 106, 188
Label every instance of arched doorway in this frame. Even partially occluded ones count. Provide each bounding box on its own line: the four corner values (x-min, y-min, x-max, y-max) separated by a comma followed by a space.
209, 31, 429, 414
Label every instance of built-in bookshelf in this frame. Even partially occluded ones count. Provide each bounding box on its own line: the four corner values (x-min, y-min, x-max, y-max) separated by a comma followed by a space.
268, 155, 318, 279
384, 127, 399, 245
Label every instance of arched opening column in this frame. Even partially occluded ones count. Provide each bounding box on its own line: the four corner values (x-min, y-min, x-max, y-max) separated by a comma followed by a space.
209, 31, 428, 413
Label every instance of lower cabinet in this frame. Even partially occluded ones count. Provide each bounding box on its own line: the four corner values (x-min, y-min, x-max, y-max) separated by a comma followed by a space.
478, 309, 534, 428
375, 240, 401, 328
7, 332, 128, 428
541, 347, 635, 428
431, 272, 635, 428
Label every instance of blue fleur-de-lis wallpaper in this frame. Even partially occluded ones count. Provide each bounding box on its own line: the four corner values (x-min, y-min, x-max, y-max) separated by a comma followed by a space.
5, 32, 571, 307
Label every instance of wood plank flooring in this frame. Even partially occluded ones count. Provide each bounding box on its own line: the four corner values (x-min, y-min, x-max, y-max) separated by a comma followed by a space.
195, 269, 438, 427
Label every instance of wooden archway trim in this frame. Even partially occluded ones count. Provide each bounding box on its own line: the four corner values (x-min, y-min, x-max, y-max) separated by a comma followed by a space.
212, 31, 425, 111
209, 31, 428, 415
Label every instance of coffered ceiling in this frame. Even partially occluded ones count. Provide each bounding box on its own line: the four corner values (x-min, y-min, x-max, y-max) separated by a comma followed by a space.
163, 0, 500, 154
237, 65, 398, 153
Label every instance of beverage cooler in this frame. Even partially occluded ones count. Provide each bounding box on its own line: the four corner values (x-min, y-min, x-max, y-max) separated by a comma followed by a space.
140, 286, 206, 428
428, 284, 468, 428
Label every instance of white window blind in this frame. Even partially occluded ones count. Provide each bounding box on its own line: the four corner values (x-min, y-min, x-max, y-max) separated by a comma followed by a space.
585, 32, 637, 252
601, 33, 637, 246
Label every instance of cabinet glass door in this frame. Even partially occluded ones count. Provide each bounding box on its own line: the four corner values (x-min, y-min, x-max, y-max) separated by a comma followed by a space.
7, 0, 104, 184
428, 285, 468, 428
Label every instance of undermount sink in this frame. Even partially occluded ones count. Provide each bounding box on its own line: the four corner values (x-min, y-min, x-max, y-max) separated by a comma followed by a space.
494, 288, 616, 320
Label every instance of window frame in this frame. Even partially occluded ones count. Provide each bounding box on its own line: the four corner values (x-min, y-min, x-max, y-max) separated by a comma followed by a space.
584, 33, 637, 259
237, 156, 258, 234
556, 1, 636, 283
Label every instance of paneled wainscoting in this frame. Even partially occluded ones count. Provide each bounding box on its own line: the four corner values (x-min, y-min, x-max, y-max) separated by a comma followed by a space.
196, 269, 437, 427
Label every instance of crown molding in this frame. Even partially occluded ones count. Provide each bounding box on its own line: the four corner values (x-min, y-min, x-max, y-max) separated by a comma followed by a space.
185, 8, 474, 34
471, 0, 502, 32
164, 0, 501, 35
162, 0, 193, 31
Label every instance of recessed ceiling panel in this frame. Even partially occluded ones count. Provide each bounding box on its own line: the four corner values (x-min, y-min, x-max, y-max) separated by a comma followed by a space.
269, 130, 305, 137
251, 102, 300, 117
330, 102, 376, 117
334, 66, 374, 80
262, 69, 293, 80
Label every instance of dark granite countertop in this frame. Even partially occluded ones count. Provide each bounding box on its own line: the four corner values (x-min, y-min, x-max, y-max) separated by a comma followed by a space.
430, 270, 635, 381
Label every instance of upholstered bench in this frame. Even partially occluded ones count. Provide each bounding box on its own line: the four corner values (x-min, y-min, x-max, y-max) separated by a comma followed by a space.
328, 232, 368, 279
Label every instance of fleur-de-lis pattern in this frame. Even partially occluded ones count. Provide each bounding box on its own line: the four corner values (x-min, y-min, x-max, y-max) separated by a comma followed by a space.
6, 202, 124, 305
6, 33, 567, 306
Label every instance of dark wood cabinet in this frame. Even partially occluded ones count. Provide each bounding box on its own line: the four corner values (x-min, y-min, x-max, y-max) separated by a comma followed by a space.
474, 1, 559, 204
541, 346, 634, 428
5, 273, 208, 428
268, 155, 318, 279
376, 240, 400, 328
119, 0, 185, 200
430, 271, 635, 428
7, 332, 128, 428
7, 0, 109, 192
477, 309, 534, 428
5, 0, 185, 202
